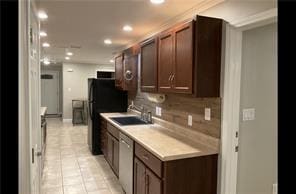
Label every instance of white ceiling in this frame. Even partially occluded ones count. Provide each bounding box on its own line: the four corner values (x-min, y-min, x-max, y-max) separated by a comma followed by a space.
37, 0, 217, 65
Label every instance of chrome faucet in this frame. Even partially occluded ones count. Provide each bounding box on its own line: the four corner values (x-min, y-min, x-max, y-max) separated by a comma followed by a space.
128, 101, 152, 123
146, 111, 152, 124
128, 101, 145, 120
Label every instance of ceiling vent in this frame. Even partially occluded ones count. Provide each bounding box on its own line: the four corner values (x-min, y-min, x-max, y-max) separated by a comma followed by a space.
52, 44, 81, 49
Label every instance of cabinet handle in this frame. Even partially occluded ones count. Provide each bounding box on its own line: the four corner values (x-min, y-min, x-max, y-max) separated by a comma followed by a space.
120, 139, 130, 148
171, 74, 175, 82
168, 74, 172, 82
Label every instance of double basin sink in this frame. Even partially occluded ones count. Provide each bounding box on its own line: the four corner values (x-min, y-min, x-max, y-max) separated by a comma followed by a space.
110, 116, 150, 126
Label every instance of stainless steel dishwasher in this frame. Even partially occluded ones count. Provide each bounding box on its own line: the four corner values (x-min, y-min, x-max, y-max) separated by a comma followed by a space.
119, 132, 134, 194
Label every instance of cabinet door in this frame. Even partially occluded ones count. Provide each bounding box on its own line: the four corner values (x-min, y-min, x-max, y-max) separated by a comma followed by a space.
173, 21, 194, 94
134, 158, 146, 194
100, 119, 107, 157
115, 54, 124, 90
106, 132, 113, 166
141, 37, 158, 92
158, 31, 174, 92
113, 138, 119, 176
123, 54, 138, 91
146, 168, 162, 194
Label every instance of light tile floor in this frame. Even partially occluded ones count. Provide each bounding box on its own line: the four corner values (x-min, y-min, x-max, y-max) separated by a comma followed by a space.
42, 118, 125, 194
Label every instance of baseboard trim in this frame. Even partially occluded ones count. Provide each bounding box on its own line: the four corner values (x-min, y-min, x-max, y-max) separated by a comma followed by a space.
63, 119, 72, 123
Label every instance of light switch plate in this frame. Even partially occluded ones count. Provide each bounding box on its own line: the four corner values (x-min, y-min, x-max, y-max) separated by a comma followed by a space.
272, 183, 277, 194
188, 115, 192, 126
68, 88, 71, 92
243, 108, 255, 121
205, 108, 211, 121
156, 106, 162, 116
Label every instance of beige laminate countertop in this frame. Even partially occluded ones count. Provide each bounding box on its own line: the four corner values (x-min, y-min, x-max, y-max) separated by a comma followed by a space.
100, 112, 219, 161
40, 107, 47, 117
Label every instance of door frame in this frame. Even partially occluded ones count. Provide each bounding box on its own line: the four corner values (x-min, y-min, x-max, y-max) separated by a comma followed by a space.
19, 0, 42, 193
219, 8, 277, 194
41, 70, 60, 115
28, 0, 42, 194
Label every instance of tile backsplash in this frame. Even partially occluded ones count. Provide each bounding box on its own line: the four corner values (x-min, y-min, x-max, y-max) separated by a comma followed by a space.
128, 90, 221, 139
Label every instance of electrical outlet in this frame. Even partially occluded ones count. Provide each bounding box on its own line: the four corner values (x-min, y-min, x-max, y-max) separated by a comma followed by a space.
243, 108, 255, 121
188, 115, 192, 126
205, 108, 211, 121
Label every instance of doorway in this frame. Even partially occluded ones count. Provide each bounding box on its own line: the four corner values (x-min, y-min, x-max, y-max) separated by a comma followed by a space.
236, 23, 277, 194
41, 70, 60, 115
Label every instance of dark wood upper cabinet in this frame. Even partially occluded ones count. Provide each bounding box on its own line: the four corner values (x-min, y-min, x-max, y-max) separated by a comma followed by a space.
123, 54, 138, 91
173, 21, 194, 94
156, 16, 222, 97
158, 20, 194, 94
140, 37, 158, 93
115, 53, 124, 90
194, 15, 222, 97
114, 45, 139, 91
158, 30, 174, 93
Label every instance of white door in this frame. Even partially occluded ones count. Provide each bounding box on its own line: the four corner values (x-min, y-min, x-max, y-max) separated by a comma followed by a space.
237, 23, 277, 194
41, 70, 59, 114
29, 2, 42, 194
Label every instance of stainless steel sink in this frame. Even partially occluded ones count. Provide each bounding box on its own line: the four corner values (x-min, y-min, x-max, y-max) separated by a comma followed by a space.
110, 116, 149, 125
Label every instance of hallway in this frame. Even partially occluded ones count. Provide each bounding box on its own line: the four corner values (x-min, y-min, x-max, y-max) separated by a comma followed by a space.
41, 118, 124, 194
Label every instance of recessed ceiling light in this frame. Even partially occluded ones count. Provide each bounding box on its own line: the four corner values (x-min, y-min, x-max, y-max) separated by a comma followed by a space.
43, 60, 50, 65
66, 52, 73, 56
150, 0, 165, 4
104, 39, 112, 45
65, 56, 70, 60
123, 25, 133, 32
39, 31, 47, 37
38, 11, 48, 19
42, 42, 50, 47
110, 59, 114, 63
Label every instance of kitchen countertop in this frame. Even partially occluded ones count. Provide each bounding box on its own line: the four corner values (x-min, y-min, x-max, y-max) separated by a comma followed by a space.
40, 107, 47, 117
100, 112, 219, 161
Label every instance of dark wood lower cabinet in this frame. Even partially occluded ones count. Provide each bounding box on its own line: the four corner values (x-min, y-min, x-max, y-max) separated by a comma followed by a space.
134, 157, 162, 194
100, 117, 107, 157
106, 131, 119, 177
106, 132, 113, 165
146, 168, 162, 194
134, 142, 218, 194
113, 138, 119, 175
134, 158, 146, 194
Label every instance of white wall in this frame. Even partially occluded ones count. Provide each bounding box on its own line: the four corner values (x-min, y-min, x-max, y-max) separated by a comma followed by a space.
96, 64, 115, 72
41, 64, 63, 114
200, 0, 277, 23
237, 23, 277, 194
62, 63, 102, 120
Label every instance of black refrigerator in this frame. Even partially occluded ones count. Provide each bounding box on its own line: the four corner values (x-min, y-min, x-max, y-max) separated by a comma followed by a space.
88, 78, 127, 155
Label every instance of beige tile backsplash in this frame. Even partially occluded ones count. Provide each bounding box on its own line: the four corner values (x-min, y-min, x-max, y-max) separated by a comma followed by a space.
128, 90, 221, 139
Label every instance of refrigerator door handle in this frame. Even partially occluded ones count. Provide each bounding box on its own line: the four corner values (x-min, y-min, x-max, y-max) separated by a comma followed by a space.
88, 81, 94, 120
